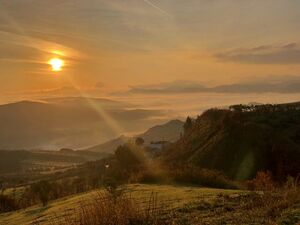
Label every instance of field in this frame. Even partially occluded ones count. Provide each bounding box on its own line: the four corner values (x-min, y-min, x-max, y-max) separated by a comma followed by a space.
1, 184, 300, 225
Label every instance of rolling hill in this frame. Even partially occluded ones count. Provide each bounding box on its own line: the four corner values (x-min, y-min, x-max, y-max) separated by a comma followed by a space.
84, 135, 130, 154
0, 97, 168, 150
139, 119, 184, 144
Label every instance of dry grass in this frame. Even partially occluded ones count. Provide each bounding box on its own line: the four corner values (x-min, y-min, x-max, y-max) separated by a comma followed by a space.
1, 183, 299, 225
57, 191, 178, 225
55, 182, 300, 225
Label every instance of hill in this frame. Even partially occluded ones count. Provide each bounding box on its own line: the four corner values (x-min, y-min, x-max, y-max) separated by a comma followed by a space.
162, 102, 300, 181
0, 184, 244, 225
85, 120, 184, 153
85, 135, 130, 153
1, 184, 299, 225
139, 119, 184, 144
0, 97, 168, 150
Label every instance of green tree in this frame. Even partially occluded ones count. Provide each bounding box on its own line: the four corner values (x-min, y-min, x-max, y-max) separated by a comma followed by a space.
31, 180, 51, 206
135, 137, 145, 146
184, 116, 193, 133
0, 180, 4, 194
115, 144, 146, 173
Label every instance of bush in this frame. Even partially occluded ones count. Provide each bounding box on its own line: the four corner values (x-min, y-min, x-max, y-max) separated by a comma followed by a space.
115, 143, 147, 174
168, 166, 238, 189
133, 169, 168, 184
30, 180, 52, 206
126, 165, 238, 189
243, 181, 300, 223
0, 194, 19, 213
247, 171, 276, 191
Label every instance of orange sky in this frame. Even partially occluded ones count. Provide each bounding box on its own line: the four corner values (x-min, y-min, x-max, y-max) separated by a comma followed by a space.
1, 0, 300, 109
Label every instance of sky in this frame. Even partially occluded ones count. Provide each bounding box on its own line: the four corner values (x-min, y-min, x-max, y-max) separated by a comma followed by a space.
1, 0, 300, 117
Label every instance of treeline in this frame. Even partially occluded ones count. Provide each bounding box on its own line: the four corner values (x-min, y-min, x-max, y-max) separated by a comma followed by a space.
229, 102, 300, 113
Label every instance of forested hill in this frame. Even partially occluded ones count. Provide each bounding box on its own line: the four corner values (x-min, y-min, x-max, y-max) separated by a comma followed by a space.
162, 102, 300, 181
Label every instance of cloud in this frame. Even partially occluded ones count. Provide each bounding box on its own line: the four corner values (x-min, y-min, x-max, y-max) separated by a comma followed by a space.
2, 82, 126, 104
127, 76, 300, 94
0, 29, 85, 74
143, 0, 172, 18
215, 43, 300, 64
128, 80, 207, 94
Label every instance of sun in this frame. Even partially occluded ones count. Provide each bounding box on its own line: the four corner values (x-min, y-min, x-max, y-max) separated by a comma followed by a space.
48, 58, 64, 71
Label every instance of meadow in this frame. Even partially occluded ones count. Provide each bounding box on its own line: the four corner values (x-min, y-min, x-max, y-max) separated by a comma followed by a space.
1, 183, 299, 225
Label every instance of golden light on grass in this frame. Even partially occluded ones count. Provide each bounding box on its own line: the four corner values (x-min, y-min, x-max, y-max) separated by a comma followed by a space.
48, 58, 64, 71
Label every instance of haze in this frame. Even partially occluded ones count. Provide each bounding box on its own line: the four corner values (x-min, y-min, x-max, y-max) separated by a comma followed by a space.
1, 0, 300, 117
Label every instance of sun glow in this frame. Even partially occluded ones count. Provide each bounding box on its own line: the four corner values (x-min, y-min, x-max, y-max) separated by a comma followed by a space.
48, 58, 64, 71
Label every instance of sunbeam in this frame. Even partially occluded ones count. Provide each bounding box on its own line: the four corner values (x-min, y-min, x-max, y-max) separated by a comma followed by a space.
66, 77, 124, 136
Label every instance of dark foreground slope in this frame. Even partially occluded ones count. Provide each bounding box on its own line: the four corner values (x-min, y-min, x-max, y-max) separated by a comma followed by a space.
162, 102, 300, 181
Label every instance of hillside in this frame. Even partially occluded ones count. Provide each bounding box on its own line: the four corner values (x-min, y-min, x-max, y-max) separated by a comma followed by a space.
85, 120, 184, 153
1, 184, 300, 225
0, 184, 246, 225
85, 135, 130, 153
139, 119, 184, 144
0, 97, 167, 149
162, 102, 300, 181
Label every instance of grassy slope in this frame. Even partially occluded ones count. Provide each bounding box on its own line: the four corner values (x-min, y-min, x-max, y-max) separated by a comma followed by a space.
0, 184, 242, 225
1, 184, 300, 225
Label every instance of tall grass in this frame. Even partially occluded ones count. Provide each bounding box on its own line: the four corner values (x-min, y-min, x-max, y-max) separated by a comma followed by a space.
57, 191, 179, 225
55, 175, 300, 225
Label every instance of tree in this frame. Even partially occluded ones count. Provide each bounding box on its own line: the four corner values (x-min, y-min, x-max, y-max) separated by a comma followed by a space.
184, 116, 193, 133
0, 195, 18, 213
229, 104, 244, 112
0, 180, 4, 194
135, 137, 145, 146
115, 144, 145, 173
31, 180, 51, 206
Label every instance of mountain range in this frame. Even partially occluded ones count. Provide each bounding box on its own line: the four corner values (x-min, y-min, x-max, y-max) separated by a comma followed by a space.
0, 97, 171, 150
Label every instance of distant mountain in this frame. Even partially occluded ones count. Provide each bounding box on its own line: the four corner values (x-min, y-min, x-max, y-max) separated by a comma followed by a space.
85, 135, 130, 154
138, 119, 184, 144
0, 97, 168, 150
85, 120, 184, 153
162, 102, 300, 181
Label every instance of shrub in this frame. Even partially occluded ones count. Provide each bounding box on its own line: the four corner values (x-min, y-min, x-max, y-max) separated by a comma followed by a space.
115, 143, 146, 174
30, 180, 52, 206
242, 180, 300, 223
247, 171, 277, 191
103, 177, 125, 202
0, 194, 19, 213
168, 166, 238, 189
132, 169, 168, 184
135, 137, 145, 146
